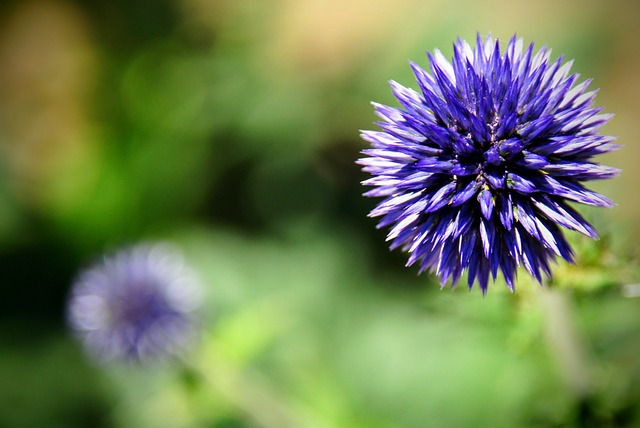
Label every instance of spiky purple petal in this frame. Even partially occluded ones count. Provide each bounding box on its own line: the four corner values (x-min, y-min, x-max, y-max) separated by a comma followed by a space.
358, 34, 618, 293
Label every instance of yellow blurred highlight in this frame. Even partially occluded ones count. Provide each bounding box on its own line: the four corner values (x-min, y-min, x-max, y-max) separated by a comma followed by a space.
0, 0, 99, 209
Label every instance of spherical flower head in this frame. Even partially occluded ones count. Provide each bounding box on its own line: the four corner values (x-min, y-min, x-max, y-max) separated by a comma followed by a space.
67, 243, 203, 363
358, 34, 619, 293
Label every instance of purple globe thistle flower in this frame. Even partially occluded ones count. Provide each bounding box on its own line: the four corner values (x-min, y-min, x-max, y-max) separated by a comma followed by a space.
358, 34, 619, 293
67, 243, 202, 363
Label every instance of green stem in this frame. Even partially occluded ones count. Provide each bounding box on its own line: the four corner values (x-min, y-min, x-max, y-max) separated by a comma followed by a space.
183, 346, 302, 428
538, 285, 592, 398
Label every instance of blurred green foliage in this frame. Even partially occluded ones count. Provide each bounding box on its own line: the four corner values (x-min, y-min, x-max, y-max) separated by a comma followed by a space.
0, 0, 639, 427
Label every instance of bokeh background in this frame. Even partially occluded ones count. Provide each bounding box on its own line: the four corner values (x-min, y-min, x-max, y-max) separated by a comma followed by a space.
0, 0, 639, 427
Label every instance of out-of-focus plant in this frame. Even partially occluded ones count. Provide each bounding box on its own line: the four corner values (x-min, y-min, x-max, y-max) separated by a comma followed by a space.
67, 243, 203, 363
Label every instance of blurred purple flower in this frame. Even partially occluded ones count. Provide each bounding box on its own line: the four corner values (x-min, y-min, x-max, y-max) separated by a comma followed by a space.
68, 243, 202, 363
358, 34, 619, 293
